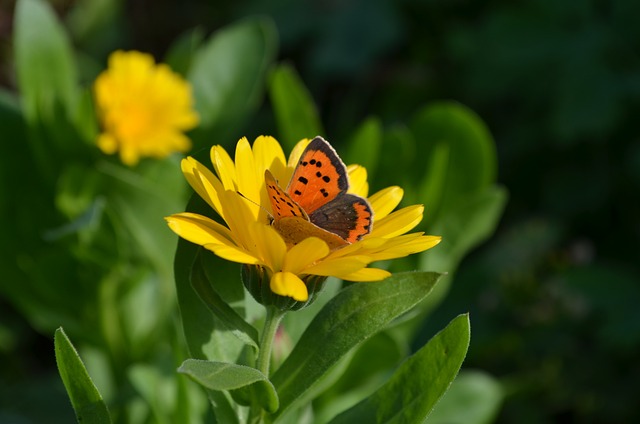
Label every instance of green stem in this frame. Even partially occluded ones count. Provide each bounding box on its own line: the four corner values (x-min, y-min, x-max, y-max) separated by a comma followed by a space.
249, 306, 285, 424
256, 306, 286, 377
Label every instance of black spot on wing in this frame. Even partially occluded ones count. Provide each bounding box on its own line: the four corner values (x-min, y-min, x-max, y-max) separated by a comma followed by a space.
303, 137, 349, 191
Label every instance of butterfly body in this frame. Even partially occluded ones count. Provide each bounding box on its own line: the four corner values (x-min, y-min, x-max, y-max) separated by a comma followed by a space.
265, 136, 373, 248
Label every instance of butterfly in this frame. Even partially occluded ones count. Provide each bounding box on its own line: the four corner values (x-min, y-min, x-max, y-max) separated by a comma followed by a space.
265, 136, 373, 249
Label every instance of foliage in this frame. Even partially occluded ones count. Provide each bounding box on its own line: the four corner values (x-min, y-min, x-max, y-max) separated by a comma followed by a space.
3, 0, 632, 422
0, 0, 496, 421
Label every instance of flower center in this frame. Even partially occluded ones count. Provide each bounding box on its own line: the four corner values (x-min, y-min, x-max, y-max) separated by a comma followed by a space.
114, 101, 155, 140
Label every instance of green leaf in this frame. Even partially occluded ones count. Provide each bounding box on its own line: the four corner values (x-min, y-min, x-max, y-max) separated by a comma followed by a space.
426, 370, 503, 424
410, 101, 497, 221
66, 0, 121, 50
344, 117, 383, 177
418, 141, 450, 219
191, 254, 260, 351
271, 272, 442, 418
173, 194, 246, 364
54, 327, 111, 424
376, 125, 417, 198
165, 27, 206, 76
269, 63, 324, 151
74, 87, 99, 144
14, 0, 79, 123
188, 17, 277, 145
312, 332, 405, 423
329, 314, 471, 424
179, 359, 279, 413
128, 364, 176, 424
95, 160, 189, 355
208, 391, 240, 424
419, 186, 508, 314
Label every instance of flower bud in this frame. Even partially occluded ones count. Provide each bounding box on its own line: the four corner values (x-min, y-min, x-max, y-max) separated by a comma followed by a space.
241, 264, 327, 311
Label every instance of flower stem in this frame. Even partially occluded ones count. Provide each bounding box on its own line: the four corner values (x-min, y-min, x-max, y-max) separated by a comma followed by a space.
249, 306, 285, 423
256, 306, 285, 377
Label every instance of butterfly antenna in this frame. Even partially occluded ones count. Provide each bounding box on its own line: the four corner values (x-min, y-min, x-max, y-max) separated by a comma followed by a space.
236, 191, 274, 223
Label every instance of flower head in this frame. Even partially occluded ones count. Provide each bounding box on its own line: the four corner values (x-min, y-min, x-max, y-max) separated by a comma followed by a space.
94, 50, 199, 166
166, 136, 441, 306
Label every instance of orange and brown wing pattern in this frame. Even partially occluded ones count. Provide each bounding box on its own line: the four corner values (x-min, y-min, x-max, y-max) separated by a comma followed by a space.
308, 194, 373, 243
265, 170, 308, 220
287, 137, 349, 215
265, 136, 373, 247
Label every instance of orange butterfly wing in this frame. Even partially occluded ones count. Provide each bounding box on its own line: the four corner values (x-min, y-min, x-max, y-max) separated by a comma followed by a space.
265, 170, 308, 220
265, 136, 373, 246
287, 137, 349, 214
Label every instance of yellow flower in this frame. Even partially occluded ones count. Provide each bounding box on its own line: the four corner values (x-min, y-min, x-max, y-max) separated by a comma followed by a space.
166, 136, 441, 303
94, 50, 199, 166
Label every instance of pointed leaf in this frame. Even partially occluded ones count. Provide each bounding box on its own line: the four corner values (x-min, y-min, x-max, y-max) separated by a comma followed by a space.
14, 0, 79, 123
179, 359, 279, 413
164, 27, 206, 76
173, 194, 245, 363
344, 117, 383, 176
426, 370, 503, 424
271, 272, 442, 417
191, 253, 260, 351
410, 101, 497, 222
419, 186, 508, 313
54, 328, 111, 424
437, 186, 508, 264
269, 64, 323, 151
329, 314, 470, 423
128, 364, 176, 424
188, 17, 277, 145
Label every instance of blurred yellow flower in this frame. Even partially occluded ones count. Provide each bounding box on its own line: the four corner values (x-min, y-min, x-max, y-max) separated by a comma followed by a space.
94, 50, 199, 166
166, 136, 441, 303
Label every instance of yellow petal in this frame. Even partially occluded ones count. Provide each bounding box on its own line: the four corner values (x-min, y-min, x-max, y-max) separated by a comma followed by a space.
357, 237, 388, 250
120, 145, 140, 166
251, 222, 287, 272
181, 157, 225, 219
94, 51, 197, 165
367, 235, 442, 261
235, 136, 261, 208
167, 132, 191, 153
324, 236, 386, 261
368, 186, 404, 220
180, 157, 200, 189
253, 135, 287, 179
356, 233, 423, 254
322, 238, 369, 260
369, 205, 424, 238
303, 255, 370, 277
97, 133, 118, 154
165, 213, 234, 246
253, 136, 288, 221
193, 164, 227, 221
283, 237, 330, 275
205, 244, 262, 265
287, 138, 311, 168
271, 271, 308, 301
347, 165, 369, 197
211, 145, 237, 191
217, 190, 260, 249
338, 268, 391, 282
